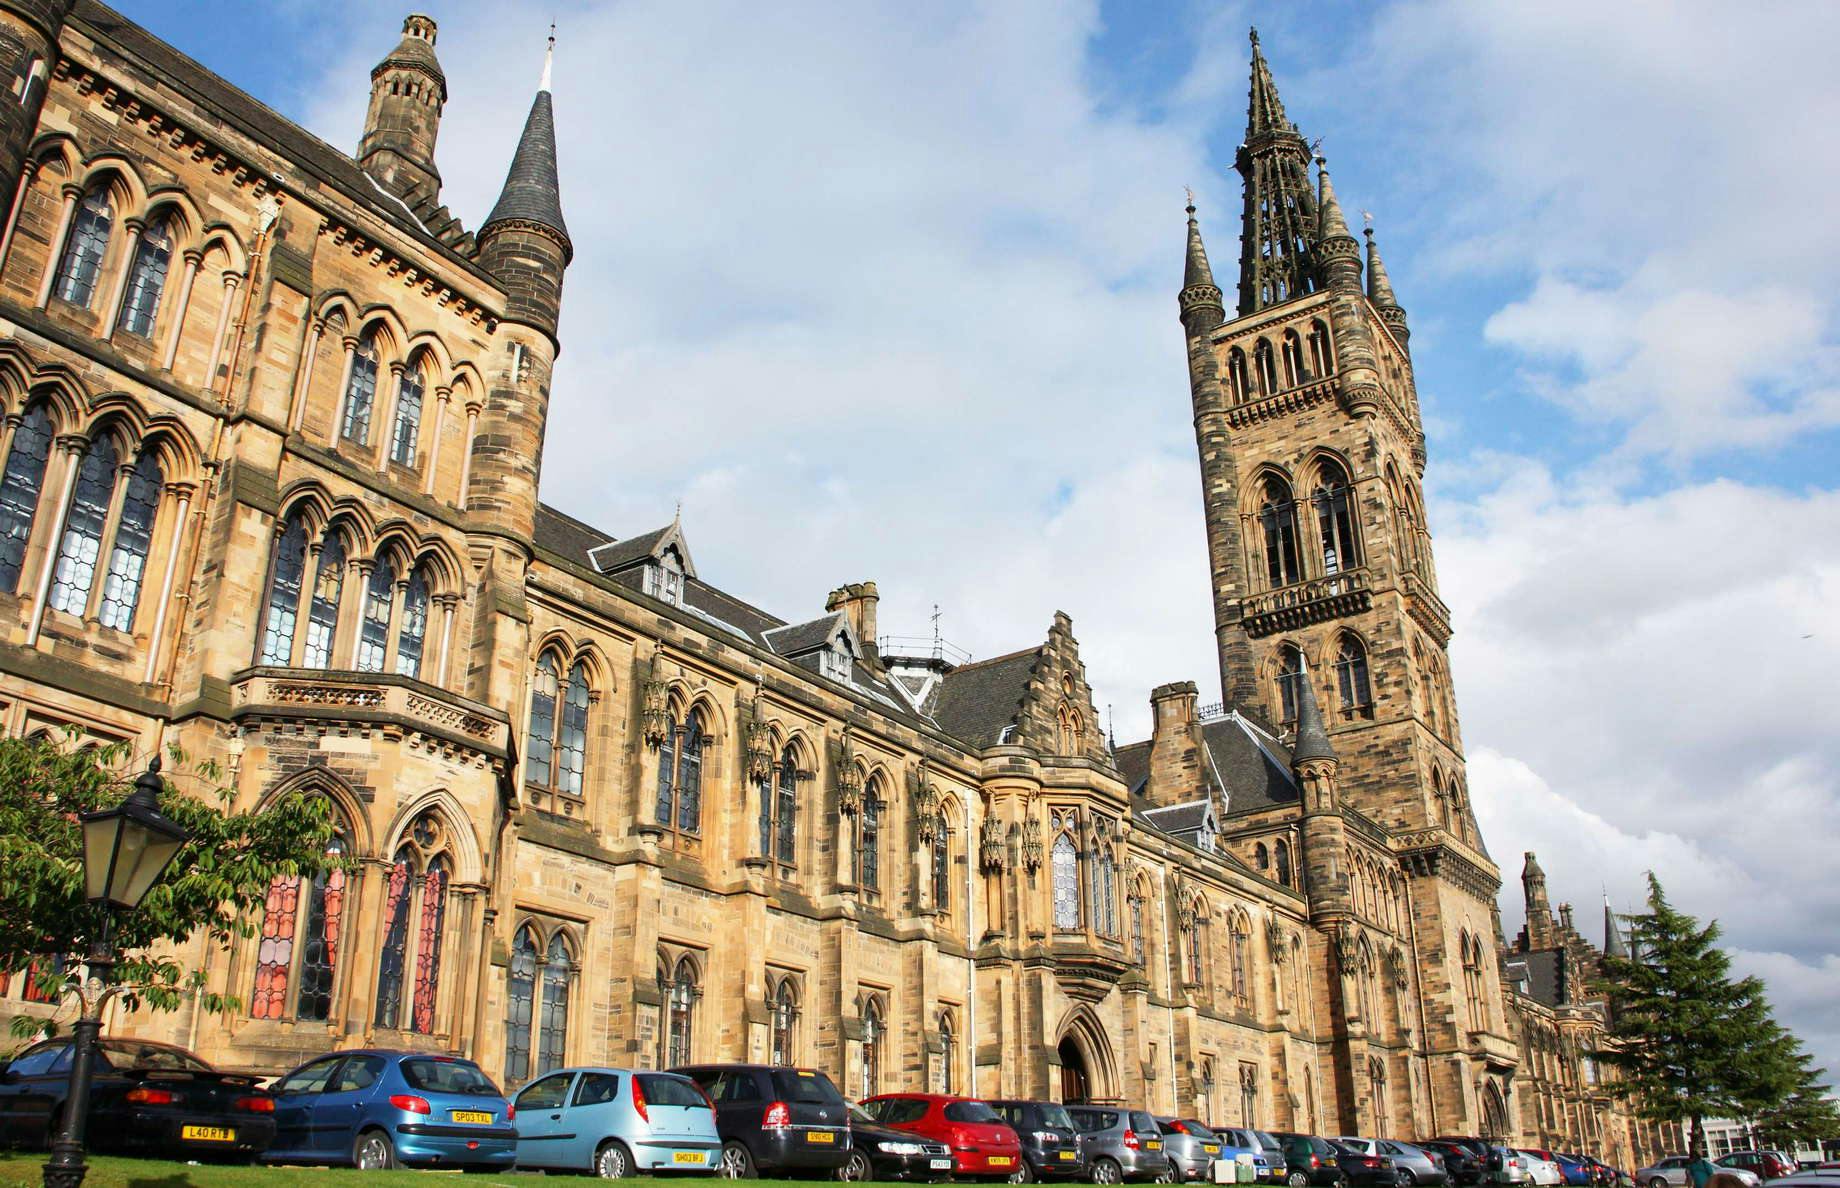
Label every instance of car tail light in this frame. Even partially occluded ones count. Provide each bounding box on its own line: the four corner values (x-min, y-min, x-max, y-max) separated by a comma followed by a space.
506, 1103, 517, 1121
234, 1095, 275, 1113
125, 1087, 175, 1105
631, 1076, 649, 1123
1310, 1156, 1322, 1169
1171, 1121, 1190, 1134
1364, 1158, 1383, 1169
763, 1101, 791, 1129
390, 1094, 431, 1115
1123, 1130, 1140, 1151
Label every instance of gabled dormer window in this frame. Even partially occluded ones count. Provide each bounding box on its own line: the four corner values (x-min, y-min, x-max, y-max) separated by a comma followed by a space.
820, 636, 853, 683
644, 547, 685, 606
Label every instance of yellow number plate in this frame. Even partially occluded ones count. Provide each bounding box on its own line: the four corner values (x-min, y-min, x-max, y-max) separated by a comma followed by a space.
181, 1126, 235, 1142
807, 1131, 836, 1144
1146, 1141, 1163, 1150
990, 1157, 1014, 1167
450, 1110, 493, 1124
674, 1152, 705, 1164
1060, 1151, 1078, 1161
1204, 1146, 1221, 1155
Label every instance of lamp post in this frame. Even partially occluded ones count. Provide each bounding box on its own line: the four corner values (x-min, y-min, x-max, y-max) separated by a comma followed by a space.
42, 757, 189, 1188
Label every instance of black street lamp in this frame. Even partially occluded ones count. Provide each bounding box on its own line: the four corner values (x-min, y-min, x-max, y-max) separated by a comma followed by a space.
42, 757, 189, 1188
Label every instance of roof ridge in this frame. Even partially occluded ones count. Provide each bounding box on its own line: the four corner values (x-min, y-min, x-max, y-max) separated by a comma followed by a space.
945, 644, 1040, 674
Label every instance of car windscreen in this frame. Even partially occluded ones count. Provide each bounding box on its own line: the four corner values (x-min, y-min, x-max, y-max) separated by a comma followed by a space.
401, 1058, 500, 1096
99, 1041, 209, 1072
1068, 1108, 1117, 1132
637, 1073, 708, 1107
944, 1101, 1001, 1124
1038, 1104, 1075, 1130
770, 1069, 844, 1104
876, 1098, 930, 1125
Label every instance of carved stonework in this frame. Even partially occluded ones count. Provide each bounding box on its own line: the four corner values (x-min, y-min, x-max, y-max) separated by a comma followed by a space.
641, 679, 670, 748
1266, 917, 1289, 962
1333, 922, 1358, 968
743, 708, 772, 782
1385, 942, 1408, 989
1021, 813, 1043, 874
979, 813, 1005, 874
836, 729, 862, 815
271, 681, 382, 708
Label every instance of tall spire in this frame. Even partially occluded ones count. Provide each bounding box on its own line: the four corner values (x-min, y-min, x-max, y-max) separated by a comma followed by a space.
1364, 221, 1409, 347
1314, 155, 1360, 290
482, 31, 571, 260
540, 23, 554, 92
1234, 29, 1318, 316
1291, 659, 1336, 764
1179, 195, 1225, 335
1604, 895, 1628, 960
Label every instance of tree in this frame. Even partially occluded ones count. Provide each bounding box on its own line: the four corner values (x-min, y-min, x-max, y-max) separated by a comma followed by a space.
1752, 1045, 1840, 1153
1594, 872, 1791, 1157
0, 732, 339, 1034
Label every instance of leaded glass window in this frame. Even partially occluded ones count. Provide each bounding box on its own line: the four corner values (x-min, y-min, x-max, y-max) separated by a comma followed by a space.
664, 958, 696, 1067
655, 711, 676, 825
860, 998, 883, 1097
411, 856, 448, 1034
259, 516, 308, 665
775, 747, 797, 864
1259, 476, 1301, 587
373, 856, 412, 1028
254, 829, 346, 1022
98, 451, 161, 631
1187, 913, 1204, 984
52, 189, 112, 308
118, 217, 173, 338
526, 655, 559, 788
47, 435, 117, 615
1314, 462, 1359, 575
859, 788, 881, 890
557, 661, 589, 796
303, 535, 345, 669
933, 823, 950, 915
1277, 646, 1303, 725
250, 874, 299, 1020
504, 926, 537, 1083
295, 837, 346, 1022
1051, 831, 1079, 931
1130, 893, 1145, 963
1336, 636, 1372, 711
341, 332, 379, 445
355, 559, 395, 673
537, 933, 571, 1076
390, 366, 423, 466
938, 1012, 956, 1093
770, 979, 797, 1066
0, 403, 54, 593
675, 711, 703, 833
394, 566, 430, 678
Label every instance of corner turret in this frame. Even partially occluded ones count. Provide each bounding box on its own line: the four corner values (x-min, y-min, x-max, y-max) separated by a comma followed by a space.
358, 14, 446, 201
0, 0, 74, 194
1364, 223, 1408, 348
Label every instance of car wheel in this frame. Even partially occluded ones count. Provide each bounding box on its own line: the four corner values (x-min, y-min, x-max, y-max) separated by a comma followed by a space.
720, 1141, 757, 1179
1093, 1157, 1123, 1185
1289, 1173, 1310, 1188
596, 1140, 633, 1179
838, 1151, 874, 1182
1155, 1167, 1178, 1185
353, 1129, 397, 1171
1400, 1172, 1416, 1188
1649, 1180, 1668, 1188
1012, 1161, 1038, 1184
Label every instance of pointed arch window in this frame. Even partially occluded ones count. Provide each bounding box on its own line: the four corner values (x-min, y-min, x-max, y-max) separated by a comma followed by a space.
1276, 645, 1303, 725
1336, 636, 1373, 713
1227, 349, 1251, 404
527, 656, 593, 799
860, 996, 884, 1097
526, 654, 559, 789
52, 188, 113, 308
1230, 914, 1250, 1004
1240, 1063, 1259, 1126
97, 451, 162, 631
537, 932, 571, 1076
354, 559, 395, 672
938, 1010, 957, 1093
504, 925, 538, 1083
390, 364, 425, 467
1275, 840, 1293, 887
1255, 339, 1279, 396
1281, 329, 1307, 386
302, 534, 346, 669
1258, 477, 1301, 587
760, 744, 798, 866
1307, 321, 1333, 376
1129, 888, 1146, 964
252, 827, 349, 1024
655, 705, 706, 835
1051, 829, 1080, 931
341, 331, 381, 446
375, 811, 453, 1034
393, 564, 431, 678
46, 435, 117, 615
1094, 843, 1118, 938
0, 402, 54, 594
857, 779, 883, 891
258, 517, 309, 665
1185, 906, 1206, 985
118, 216, 174, 338
1313, 461, 1359, 575
659, 956, 698, 1067
932, 818, 952, 917
770, 977, 799, 1066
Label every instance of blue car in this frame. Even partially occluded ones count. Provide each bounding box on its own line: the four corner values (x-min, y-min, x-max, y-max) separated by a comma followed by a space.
1555, 1155, 1595, 1187
264, 1049, 516, 1170
513, 1067, 720, 1177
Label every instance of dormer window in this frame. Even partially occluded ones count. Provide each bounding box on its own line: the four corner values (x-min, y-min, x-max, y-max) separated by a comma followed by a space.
820, 636, 853, 683
644, 547, 685, 606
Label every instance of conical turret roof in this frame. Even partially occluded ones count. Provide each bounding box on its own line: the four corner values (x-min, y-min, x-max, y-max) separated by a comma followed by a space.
1184, 202, 1218, 291
482, 42, 570, 256
1291, 659, 1336, 764
1365, 225, 1399, 307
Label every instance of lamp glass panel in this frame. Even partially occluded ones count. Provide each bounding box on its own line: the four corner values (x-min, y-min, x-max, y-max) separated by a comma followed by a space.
82, 814, 126, 903
118, 826, 185, 908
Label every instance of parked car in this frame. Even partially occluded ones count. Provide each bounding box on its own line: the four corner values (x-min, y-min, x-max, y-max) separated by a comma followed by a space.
838, 1101, 953, 1183
1360, 1140, 1447, 1187
1330, 1139, 1399, 1187
1420, 1142, 1485, 1187
988, 1099, 1087, 1181
510, 1066, 719, 1176
264, 1050, 514, 1170
1552, 1154, 1596, 1186
1722, 1154, 1799, 1181
1158, 1118, 1228, 1183
1066, 1106, 1174, 1184
864, 1093, 1022, 1182
674, 1064, 851, 1179
1210, 1127, 1286, 1182
1270, 1134, 1349, 1188
0, 1036, 274, 1162
1560, 1155, 1616, 1187
1519, 1151, 1565, 1187
1637, 1156, 1697, 1188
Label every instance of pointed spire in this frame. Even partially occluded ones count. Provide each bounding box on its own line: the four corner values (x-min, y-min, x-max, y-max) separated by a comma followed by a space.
1291, 658, 1336, 764
1604, 895, 1628, 960
1246, 27, 1292, 139
540, 23, 554, 92
481, 31, 571, 259
1179, 194, 1225, 334
1184, 194, 1216, 290
1316, 156, 1354, 246
1363, 218, 1410, 346
1234, 33, 1318, 314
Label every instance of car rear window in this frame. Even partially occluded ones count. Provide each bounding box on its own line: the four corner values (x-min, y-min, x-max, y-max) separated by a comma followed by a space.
401, 1058, 499, 1096
945, 1101, 1000, 1124
1069, 1108, 1118, 1132
100, 1042, 209, 1072
769, 1069, 844, 1104
875, 1097, 930, 1125
1039, 1104, 1074, 1130
637, 1074, 708, 1108
1180, 1120, 1219, 1140
1254, 1132, 1284, 1153
1132, 1112, 1159, 1133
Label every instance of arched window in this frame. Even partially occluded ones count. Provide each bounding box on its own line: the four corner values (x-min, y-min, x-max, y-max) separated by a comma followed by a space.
1370, 1057, 1390, 1137
655, 705, 705, 836
1313, 461, 1359, 575
1307, 321, 1332, 376
1129, 888, 1146, 964
660, 956, 697, 1067
46, 435, 118, 616
1051, 829, 1080, 931
52, 187, 113, 308
1230, 914, 1250, 1003
938, 1011, 957, 1093
374, 810, 453, 1034
1336, 636, 1372, 713
0, 402, 54, 594
389, 363, 425, 467
526, 654, 559, 789
1255, 842, 1269, 871
770, 978, 799, 1066
557, 661, 590, 797
1281, 329, 1306, 386
1227, 349, 1251, 404
1258, 476, 1301, 587
302, 533, 346, 669
504, 925, 538, 1083
118, 215, 174, 338
1276, 645, 1303, 725
341, 331, 381, 446
760, 744, 798, 866
97, 450, 162, 631
354, 558, 395, 672
251, 823, 349, 1024
1185, 905, 1206, 985
933, 817, 951, 915
860, 996, 884, 1097
1095, 844, 1118, 937
857, 778, 883, 891
393, 564, 431, 678
526, 655, 592, 799
257, 516, 309, 665
537, 932, 571, 1076
1275, 839, 1293, 887
1255, 339, 1279, 395
1461, 934, 1487, 1033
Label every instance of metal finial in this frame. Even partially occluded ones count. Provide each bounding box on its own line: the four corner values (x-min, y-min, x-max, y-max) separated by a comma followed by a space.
539, 22, 555, 91
1184, 184, 1196, 214
1361, 209, 1374, 233
1249, 26, 1260, 48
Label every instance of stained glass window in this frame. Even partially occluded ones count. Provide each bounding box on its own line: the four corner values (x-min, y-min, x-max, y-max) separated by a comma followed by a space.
504, 926, 537, 1083
0, 403, 54, 593
1052, 832, 1079, 930
860, 998, 882, 1097
355, 559, 395, 673
296, 837, 346, 1022
341, 332, 379, 445
390, 366, 423, 466
775, 747, 797, 864
557, 661, 589, 796
859, 790, 880, 890
394, 565, 429, 678
303, 535, 345, 669
47, 435, 117, 615
119, 216, 173, 338
250, 875, 300, 1020
98, 451, 161, 631
373, 855, 412, 1028
411, 857, 448, 1034
537, 933, 570, 1076
259, 517, 308, 665
53, 188, 112, 308
676, 711, 703, 833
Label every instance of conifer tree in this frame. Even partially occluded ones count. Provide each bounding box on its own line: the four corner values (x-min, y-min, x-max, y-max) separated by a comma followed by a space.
1751, 1045, 1840, 1152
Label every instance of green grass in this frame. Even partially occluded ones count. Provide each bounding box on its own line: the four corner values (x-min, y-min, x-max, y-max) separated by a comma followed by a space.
0, 1154, 792, 1188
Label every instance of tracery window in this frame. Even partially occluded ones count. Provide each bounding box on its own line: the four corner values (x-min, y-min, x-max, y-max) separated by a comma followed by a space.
537, 932, 571, 1076
118, 215, 174, 338
504, 925, 538, 1083
1313, 461, 1359, 575
340, 330, 381, 446
257, 516, 308, 665
354, 559, 395, 672
932, 817, 951, 917
1336, 635, 1372, 712
394, 565, 431, 678
1307, 321, 1332, 376
1370, 1057, 1390, 1137
1093, 842, 1118, 938
1281, 329, 1307, 386
46, 435, 117, 616
938, 1010, 957, 1093
659, 955, 698, 1067
1259, 476, 1301, 587
374, 811, 453, 1035
302, 534, 345, 669
655, 705, 706, 836
857, 777, 883, 891
860, 995, 884, 1097
1227, 349, 1251, 404
251, 828, 348, 1023
0, 402, 54, 594
759, 744, 798, 866
1276, 645, 1303, 725
1129, 887, 1146, 963
97, 451, 162, 631
1185, 904, 1206, 985
1255, 338, 1279, 395
52, 188, 113, 308
389, 364, 424, 467
770, 977, 799, 1066
1051, 826, 1080, 931
1230, 913, 1250, 1003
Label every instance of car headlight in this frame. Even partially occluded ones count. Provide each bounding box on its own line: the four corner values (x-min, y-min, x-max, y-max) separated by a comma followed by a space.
879, 1142, 927, 1156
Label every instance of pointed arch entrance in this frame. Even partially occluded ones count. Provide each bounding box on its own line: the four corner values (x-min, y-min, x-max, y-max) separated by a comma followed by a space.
1480, 1078, 1510, 1141
1054, 1008, 1119, 1104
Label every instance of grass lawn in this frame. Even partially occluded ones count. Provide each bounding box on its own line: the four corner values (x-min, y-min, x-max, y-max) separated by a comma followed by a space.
0, 1153, 792, 1188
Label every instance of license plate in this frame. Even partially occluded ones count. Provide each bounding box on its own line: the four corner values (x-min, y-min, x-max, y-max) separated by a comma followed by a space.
1205, 1146, 1220, 1155
450, 1110, 493, 1124
931, 1159, 953, 1171
181, 1125, 235, 1142
1060, 1151, 1078, 1161
807, 1131, 836, 1143
1146, 1141, 1163, 1151
990, 1157, 1014, 1167
674, 1152, 705, 1165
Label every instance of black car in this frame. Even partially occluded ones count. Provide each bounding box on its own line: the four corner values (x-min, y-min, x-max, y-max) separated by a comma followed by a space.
1422, 1142, 1486, 1186
1330, 1140, 1398, 1187
837, 1101, 953, 1182
673, 1063, 852, 1178
1272, 1134, 1350, 1188
989, 1099, 1088, 1181
0, 1036, 275, 1162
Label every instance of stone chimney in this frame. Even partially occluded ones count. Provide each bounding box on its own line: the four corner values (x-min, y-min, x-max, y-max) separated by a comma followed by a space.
1145, 681, 1204, 807
826, 582, 880, 670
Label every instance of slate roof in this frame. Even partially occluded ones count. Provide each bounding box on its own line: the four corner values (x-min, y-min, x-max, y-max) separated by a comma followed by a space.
1141, 800, 1210, 834
587, 526, 673, 574
483, 89, 571, 253
923, 648, 1039, 748
765, 615, 846, 658
1201, 715, 1299, 813
1512, 949, 1565, 1007
1114, 740, 1151, 796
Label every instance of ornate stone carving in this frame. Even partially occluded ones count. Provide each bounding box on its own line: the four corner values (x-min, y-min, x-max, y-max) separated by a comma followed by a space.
1333, 922, 1358, 968
1021, 813, 1043, 874
1266, 916, 1289, 962
641, 679, 670, 748
979, 812, 1005, 874
743, 705, 772, 782
835, 729, 862, 815
271, 682, 382, 708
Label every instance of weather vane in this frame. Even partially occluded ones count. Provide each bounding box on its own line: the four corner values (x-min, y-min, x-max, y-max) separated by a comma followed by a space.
1184, 184, 1195, 209
1361, 209, 1374, 231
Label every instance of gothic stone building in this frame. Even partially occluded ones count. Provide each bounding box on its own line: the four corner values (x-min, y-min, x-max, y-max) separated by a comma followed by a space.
0, 2, 1663, 1160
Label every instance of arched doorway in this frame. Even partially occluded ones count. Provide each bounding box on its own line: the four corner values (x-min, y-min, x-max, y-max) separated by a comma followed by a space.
1058, 1036, 1090, 1104
1481, 1079, 1510, 1140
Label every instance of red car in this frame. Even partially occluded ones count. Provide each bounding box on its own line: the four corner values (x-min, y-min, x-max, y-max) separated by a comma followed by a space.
863, 1093, 1023, 1181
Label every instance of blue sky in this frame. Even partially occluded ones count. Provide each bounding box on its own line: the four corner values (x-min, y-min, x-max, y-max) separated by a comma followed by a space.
119, 0, 1840, 1081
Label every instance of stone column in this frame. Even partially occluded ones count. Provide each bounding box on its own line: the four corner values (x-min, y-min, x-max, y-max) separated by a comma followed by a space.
141, 484, 194, 684
201, 270, 242, 393
285, 318, 323, 431
24, 435, 84, 645
32, 184, 78, 308
96, 216, 142, 339
328, 336, 358, 442
159, 250, 201, 372
0, 162, 40, 273
422, 386, 450, 495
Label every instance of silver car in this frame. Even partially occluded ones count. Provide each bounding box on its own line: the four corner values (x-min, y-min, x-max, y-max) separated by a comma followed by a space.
1635, 1158, 1761, 1188
1336, 1139, 1448, 1187
1157, 1118, 1227, 1183
1067, 1107, 1174, 1184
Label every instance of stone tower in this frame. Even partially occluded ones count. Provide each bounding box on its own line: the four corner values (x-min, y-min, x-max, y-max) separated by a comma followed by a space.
0, 0, 73, 191
1178, 29, 1515, 1138
357, 13, 446, 200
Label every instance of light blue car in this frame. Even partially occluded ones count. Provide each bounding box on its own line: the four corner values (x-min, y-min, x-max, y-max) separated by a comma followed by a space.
513, 1066, 721, 1178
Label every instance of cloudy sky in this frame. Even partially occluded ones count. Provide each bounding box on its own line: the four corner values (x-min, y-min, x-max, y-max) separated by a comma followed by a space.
124, 1, 1840, 1080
